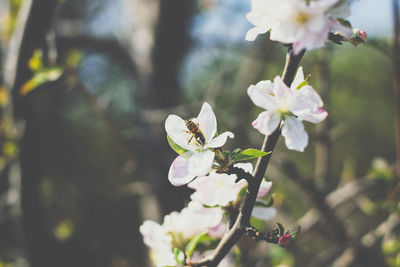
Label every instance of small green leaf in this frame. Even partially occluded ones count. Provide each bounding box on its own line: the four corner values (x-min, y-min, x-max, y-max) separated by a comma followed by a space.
185, 230, 208, 258
167, 136, 188, 155
290, 226, 301, 240
296, 81, 308, 90
173, 247, 185, 265
276, 223, 285, 236
230, 148, 242, 158
337, 18, 352, 28
233, 149, 271, 162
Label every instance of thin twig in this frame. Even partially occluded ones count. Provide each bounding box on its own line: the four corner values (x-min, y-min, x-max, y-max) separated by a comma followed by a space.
188, 47, 305, 267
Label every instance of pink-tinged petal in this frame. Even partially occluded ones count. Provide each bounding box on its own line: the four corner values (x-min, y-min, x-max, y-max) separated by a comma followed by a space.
273, 76, 292, 103
205, 131, 234, 149
291, 66, 305, 90
282, 116, 308, 152
168, 153, 196, 186
247, 81, 278, 110
188, 150, 215, 177
165, 115, 197, 151
197, 102, 217, 143
292, 41, 306, 55
298, 107, 328, 124
252, 110, 281, 136
257, 180, 273, 198
245, 26, 267, 41
252, 207, 276, 220
208, 222, 227, 238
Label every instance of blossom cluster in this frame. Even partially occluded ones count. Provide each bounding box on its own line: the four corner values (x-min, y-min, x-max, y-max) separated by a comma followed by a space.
139, 0, 364, 265
246, 0, 355, 54
141, 104, 276, 266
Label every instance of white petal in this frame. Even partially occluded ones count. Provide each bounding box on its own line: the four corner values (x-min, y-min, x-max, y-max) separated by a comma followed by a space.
197, 102, 217, 143
247, 81, 278, 110
252, 110, 281, 136
245, 26, 267, 41
252, 207, 276, 220
291, 66, 305, 90
273, 76, 292, 103
188, 150, 215, 177
234, 162, 254, 174
165, 115, 197, 151
168, 153, 196, 186
297, 108, 328, 124
282, 116, 308, 152
257, 180, 273, 198
206, 131, 234, 148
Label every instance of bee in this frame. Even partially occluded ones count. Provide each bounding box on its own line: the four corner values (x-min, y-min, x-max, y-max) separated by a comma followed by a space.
185, 119, 205, 146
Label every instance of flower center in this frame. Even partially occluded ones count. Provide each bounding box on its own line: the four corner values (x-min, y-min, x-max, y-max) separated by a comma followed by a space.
277, 106, 290, 114
296, 12, 309, 25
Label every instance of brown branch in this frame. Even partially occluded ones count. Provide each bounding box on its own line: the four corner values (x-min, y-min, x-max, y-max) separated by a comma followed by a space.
188, 48, 305, 267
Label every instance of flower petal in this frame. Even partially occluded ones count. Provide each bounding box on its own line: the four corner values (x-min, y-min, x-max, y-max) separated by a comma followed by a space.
297, 107, 328, 123
273, 76, 292, 103
252, 110, 281, 136
234, 162, 254, 174
282, 116, 308, 152
188, 150, 215, 177
197, 102, 217, 143
252, 207, 276, 220
245, 26, 268, 41
257, 180, 273, 198
247, 81, 278, 110
168, 152, 196, 186
165, 115, 198, 151
205, 131, 234, 148
291, 66, 305, 90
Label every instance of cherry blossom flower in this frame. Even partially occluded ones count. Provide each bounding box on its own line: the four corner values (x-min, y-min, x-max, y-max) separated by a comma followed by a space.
163, 201, 224, 239
165, 102, 234, 186
188, 172, 246, 207
248, 67, 327, 152
245, 0, 353, 54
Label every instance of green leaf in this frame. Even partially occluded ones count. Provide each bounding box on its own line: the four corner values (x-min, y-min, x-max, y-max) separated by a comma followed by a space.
290, 226, 301, 240
296, 81, 309, 90
337, 18, 352, 28
233, 149, 271, 162
167, 136, 188, 155
230, 148, 242, 158
276, 223, 285, 237
20, 67, 63, 96
173, 248, 185, 265
185, 230, 208, 258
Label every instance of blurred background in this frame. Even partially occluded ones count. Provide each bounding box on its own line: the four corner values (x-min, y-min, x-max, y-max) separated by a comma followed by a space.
0, 0, 399, 266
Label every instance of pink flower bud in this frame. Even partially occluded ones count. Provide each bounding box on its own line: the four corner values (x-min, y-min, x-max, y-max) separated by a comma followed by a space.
278, 233, 292, 246
359, 30, 367, 41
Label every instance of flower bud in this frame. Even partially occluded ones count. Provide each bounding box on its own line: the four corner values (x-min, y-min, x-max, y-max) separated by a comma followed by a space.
278, 233, 292, 247
353, 28, 367, 41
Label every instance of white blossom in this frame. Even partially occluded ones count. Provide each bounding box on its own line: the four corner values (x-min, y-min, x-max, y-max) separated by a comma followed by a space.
248, 67, 327, 152
246, 0, 352, 54
166, 102, 234, 186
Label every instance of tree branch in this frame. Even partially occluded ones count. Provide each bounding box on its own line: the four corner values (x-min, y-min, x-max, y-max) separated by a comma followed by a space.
188, 47, 305, 267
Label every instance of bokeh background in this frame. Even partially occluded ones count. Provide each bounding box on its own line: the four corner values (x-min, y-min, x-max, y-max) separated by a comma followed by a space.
0, 0, 399, 266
